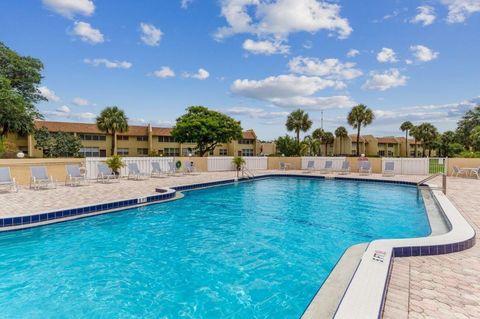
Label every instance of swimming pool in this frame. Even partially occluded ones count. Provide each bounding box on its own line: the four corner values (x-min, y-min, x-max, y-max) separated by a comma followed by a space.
0, 177, 430, 318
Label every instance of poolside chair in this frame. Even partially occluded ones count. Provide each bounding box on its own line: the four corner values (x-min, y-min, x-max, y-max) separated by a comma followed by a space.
279, 162, 287, 171
65, 164, 88, 186
167, 162, 179, 176
319, 160, 333, 174
30, 166, 56, 190
151, 162, 167, 178
452, 165, 469, 177
382, 161, 395, 177
337, 160, 350, 175
0, 167, 17, 192
97, 163, 119, 183
304, 160, 315, 173
358, 161, 372, 176
183, 161, 199, 175
127, 163, 150, 180
471, 167, 480, 179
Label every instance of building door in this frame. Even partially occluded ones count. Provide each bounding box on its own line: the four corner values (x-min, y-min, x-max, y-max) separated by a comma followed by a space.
100, 149, 106, 157
238, 151, 242, 156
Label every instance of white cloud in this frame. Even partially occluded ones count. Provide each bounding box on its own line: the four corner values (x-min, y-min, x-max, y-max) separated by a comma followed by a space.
411, 6, 436, 26
441, 0, 480, 23
288, 56, 362, 87
231, 74, 355, 110
362, 68, 407, 91
223, 107, 289, 119
184, 68, 210, 80
72, 97, 91, 106
42, 0, 94, 19
410, 45, 439, 62
39, 86, 60, 102
56, 105, 71, 113
214, 0, 352, 41
72, 21, 104, 44
44, 106, 96, 121
153, 67, 176, 78
405, 59, 413, 65
242, 39, 290, 55
181, 0, 193, 9
346, 49, 360, 58
140, 23, 163, 46
376, 47, 398, 63
84, 58, 132, 69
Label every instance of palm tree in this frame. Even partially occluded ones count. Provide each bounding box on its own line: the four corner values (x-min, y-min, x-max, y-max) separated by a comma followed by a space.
334, 126, 348, 155
347, 104, 375, 156
323, 132, 335, 156
415, 122, 438, 157
96, 106, 129, 156
400, 121, 413, 157
312, 128, 324, 155
410, 126, 420, 157
286, 109, 313, 144
301, 135, 320, 156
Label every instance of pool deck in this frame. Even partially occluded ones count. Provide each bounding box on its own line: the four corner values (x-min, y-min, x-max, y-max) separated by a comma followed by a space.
1, 170, 479, 318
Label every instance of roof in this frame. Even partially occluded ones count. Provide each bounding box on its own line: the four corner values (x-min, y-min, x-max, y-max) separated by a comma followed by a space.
349, 134, 365, 142
377, 137, 400, 144
35, 120, 257, 139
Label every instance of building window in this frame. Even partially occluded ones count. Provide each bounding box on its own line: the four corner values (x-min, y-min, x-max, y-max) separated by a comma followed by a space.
117, 148, 129, 156
241, 149, 254, 157
136, 136, 148, 142
164, 148, 180, 156
137, 148, 148, 156
79, 147, 100, 157
378, 150, 385, 157
387, 151, 394, 156
117, 135, 129, 141
388, 143, 394, 148
219, 148, 228, 156
182, 148, 195, 156
378, 143, 385, 147
238, 139, 254, 144
158, 136, 176, 143
79, 134, 106, 141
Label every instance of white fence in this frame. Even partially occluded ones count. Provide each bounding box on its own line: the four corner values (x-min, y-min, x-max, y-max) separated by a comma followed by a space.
207, 157, 268, 171
301, 157, 346, 171
85, 157, 173, 179
381, 157, 447, 175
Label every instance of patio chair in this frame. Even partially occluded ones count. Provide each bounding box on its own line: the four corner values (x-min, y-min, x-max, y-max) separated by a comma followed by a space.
151, 162, 167, 178
452, 165, 469, 177
279, 162, 287, 171
168, 162, 179, 175
183, 161, 199, 175
382, 161, 395, 177
471, 167, 480, 179
65, 164, 88, 186
0, 167, 18, 192
304, 160, 315, 173
127, 163, 150, 180
30, 166, 56, 190
358, 161, 372, 175
319, 160, 333, 174
97, 163, 119, 183
337, 160, 350, 175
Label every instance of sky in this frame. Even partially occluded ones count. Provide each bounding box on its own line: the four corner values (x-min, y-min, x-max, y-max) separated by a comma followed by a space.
0, 0, 479, 140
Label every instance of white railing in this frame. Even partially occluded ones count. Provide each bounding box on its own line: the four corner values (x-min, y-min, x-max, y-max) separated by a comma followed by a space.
381, 157, 447, 175
301, 157, 346, 171
85, 157, 173, 179
207, 157, 268, 171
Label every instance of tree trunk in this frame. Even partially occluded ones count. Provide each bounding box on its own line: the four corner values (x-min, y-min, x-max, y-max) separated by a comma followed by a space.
414, 142, 417, 158
428, 148, 432, 157
111, 130, 116, 156
340, 137, 343, 155
422, 144, 426, 157
296, 130, 300, 144
325, 143, 328, 156
405, 131, 408, 157
356, 125, 361, 156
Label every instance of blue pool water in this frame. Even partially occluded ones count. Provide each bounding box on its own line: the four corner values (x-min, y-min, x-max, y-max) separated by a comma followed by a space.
0, 177, 430, 318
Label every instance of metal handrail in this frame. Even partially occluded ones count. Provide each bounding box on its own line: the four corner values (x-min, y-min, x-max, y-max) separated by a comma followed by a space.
417, 173, 446, 194
241, 166, 255, 179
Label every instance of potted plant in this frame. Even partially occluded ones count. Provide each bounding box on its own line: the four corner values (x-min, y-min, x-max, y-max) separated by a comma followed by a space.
106, 155, 125, 175
232, 156, 246, 177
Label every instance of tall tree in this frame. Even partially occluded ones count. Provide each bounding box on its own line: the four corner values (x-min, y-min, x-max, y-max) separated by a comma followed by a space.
415, 122, 439, 157
470, 126, 480, 151
334, 126, 348, 155
301, 135, 320, 156
0, 42, 44, 137
312, 128, 324, 155
400, 121, 413, 157
438, 131, 456, 157
347, 104, 375, 156
456, 105, 480, 148
322, 132, 335, 156
410, 126, 420, 158
172, 106, 243, 157
286, 109, 312, 143
96, 106, 129, 156
275, 135, 299, 157
34, 127, 82, 157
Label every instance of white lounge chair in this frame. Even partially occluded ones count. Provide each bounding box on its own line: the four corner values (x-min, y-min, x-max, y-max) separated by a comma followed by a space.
0, 167, 17, 192
168, 162, 179, 176
279, 162, 288, 171
127, 163, 150, 180
337, 160, 350, 175
30, 166, 56, 189
358, 161, 372, 175
65, 164, 88, 186
383, 161, 395, 177
319, 160, 333, 174
97, 163, 119, 183
183, 161, 199, 175
151, 162, 167, 178
304, 160, 315, 173
452, 165, 469, 177
471, 167, 480, 179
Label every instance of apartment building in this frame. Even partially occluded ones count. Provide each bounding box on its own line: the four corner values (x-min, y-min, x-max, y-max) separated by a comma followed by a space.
7, 121, 260, 158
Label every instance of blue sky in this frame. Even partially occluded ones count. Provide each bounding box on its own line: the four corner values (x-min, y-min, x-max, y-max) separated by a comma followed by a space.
1, 0, 479, 140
